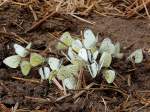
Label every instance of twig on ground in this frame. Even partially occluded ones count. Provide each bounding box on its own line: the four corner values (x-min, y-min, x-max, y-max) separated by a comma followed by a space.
73, 82, 96, 99
29, 4, 38, 21
55, 93, 71, 102
26, 11, 56, 32
0, 31, 28, 44
69, 13, 95, 24
11, 76, 40, 84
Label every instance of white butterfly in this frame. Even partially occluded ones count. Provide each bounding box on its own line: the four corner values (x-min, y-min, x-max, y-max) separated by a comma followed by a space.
38, 67, 51, 80
3, 55, 21, 68
48, 57, 62, 70
20, 61, 31, 76
57, 64, 79, 80
83, 29, 97, 49
99, 52, 112, 68
78, 48, 88, 62
113, 42, 124, 59
56, 32, 74, 50
88, 61, 99, 78
71, 39, 83, 52
63, 76, 77, 89
128, 49, 143, 63
99, 38, 115, 55
14, 43, 31, 57
103, 70, 115, 83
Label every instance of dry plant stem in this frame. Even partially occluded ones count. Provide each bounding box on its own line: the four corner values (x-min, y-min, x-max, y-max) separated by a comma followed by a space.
25, 96, 51, 103
29, 4, 38, 21
126, 0, 150, 18
0, 0, 8, 6
52, 78, 64, 91
73, 82, 96, 99
70, 13, 95, 24
0, 31, 28, 44
55, 93, 71, 102
26, 11, 56, 32
11, 76, 40, 84
101, 96, 108, 112
142, 0, 150, 19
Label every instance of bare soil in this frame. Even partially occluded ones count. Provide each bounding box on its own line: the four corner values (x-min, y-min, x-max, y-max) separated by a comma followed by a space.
0, 3, 150, 112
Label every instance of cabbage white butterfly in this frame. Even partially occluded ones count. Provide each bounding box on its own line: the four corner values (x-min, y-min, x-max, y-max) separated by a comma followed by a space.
3, 55, 21, 68
57, 64, 79, 80
38, 67, 51, 80
88, 61, 99, 78
103, 70, 115, 83
99, 38, 115, 54
48, 57, 62, 70
56, 32, 74, 50
71, 39, 83, 52
78, 48, 88, 62
99, 52, 112, 68
83, 29, 97, 49
113, 42, 124, 59
63, 76, 77, 89
20, 61, 31, 76
30, 53, 44, 67
14, 43, 31, 57
128, 49, 143, 63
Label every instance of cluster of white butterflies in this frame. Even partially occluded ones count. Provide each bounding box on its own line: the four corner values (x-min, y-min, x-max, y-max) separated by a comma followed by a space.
3, 29, 143, 89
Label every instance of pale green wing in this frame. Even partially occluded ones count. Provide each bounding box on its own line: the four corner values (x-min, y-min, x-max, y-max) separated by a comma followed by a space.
56, 32, 74, 50
103, 70, 115, 83
128, 49, 143, 63
14, 44, 29, 57
3, 55, 21, 68
83, 29, 97, 49
30, 53, 44, 67
113, 42, 124, 59
63, 76, 77, 89
99, 38, 115, 54
99, 52, 112, 68
72, 57, 86, 69
20, 61, 31, 76
57, 64, 79, 80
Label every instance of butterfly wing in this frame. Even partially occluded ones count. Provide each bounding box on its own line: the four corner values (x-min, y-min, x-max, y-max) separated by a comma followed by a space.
99, 52, 112, 68
56, 32, 74, 50
30, 53, 44, 67
103, 70, 115, 83
14, 44, 29, 57
48, 57, 61, 70
99, 38, 115, 54
20, 61, 31, 76
72, 39, 82, 52
39, 67, 51, 80
83, 29, 97, 49
57, 64, 79, 80
78, 48, 88, 62
3, 55, 21, 68
63, 76, 77, 89
128, 49, 143, 63
88, 61, 99, 78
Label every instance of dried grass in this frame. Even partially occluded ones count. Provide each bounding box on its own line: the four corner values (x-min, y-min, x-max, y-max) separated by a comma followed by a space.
1, 0, 149, 19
